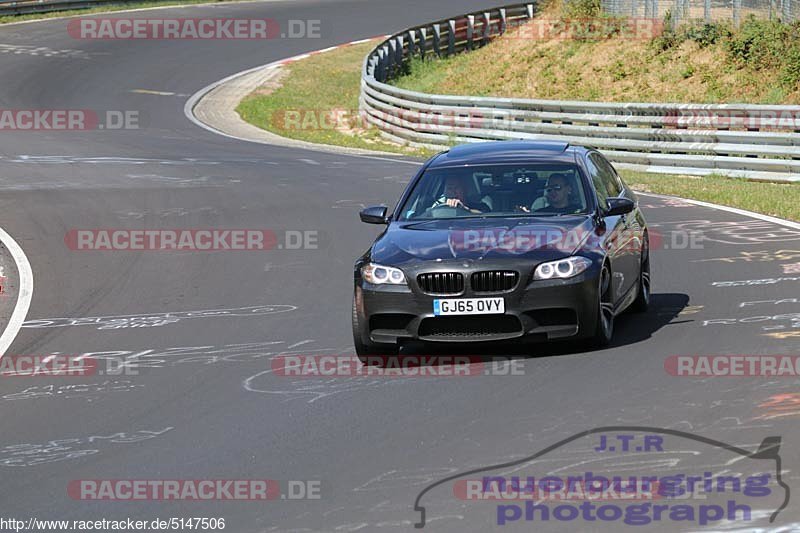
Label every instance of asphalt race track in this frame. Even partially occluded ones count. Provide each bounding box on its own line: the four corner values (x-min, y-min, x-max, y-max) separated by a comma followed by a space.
0, 1, 799, 531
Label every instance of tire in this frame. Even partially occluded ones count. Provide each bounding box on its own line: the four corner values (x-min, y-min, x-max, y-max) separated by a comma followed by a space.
352, 294, 398, 363
588, 264, 614, 348
630, 235, 651, 313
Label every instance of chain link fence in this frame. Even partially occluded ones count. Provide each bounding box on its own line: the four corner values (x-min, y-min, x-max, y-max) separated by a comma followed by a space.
602, 0, 798, 25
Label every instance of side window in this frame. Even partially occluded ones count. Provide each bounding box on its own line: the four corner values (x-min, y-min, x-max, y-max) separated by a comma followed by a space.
585, 154, 610, 208
591, 153, 622, 197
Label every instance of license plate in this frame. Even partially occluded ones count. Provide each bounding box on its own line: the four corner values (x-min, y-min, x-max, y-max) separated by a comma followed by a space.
433, 298, 505, 316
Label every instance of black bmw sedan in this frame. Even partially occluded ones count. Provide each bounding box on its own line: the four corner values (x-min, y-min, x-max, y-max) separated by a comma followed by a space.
352, 141, 650, 356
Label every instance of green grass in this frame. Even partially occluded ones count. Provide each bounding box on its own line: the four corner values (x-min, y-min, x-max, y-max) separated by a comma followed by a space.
236, 41, 435, 157
621, 170, 800, 221
390, 15, 800, 104
0, 0, 245, 24
235, 35, 800, 222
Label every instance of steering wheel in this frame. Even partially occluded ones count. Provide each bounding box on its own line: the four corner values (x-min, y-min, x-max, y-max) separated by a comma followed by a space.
429, 204, 469, 218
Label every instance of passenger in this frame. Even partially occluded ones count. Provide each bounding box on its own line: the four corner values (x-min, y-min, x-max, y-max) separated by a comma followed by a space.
531, 174, 582, 214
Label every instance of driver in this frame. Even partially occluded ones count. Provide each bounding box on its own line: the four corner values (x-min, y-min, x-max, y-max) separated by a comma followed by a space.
431, 176, 490, 214
532, 174, 582, 214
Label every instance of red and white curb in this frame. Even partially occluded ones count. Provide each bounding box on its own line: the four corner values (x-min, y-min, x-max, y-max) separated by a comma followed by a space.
184, 35, 390, 137
183, 35, 418, 162
272, 36, 388, 66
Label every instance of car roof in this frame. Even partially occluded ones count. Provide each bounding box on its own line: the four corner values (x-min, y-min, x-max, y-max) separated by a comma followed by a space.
426, 141, 586, 168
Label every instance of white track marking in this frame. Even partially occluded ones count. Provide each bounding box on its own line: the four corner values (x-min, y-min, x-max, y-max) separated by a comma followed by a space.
0, 226, 33, 358
637, 192, 800, 230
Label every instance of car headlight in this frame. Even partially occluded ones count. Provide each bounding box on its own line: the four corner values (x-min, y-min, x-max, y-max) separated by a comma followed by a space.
362, 263, 406, 285
533, 256, 592, 280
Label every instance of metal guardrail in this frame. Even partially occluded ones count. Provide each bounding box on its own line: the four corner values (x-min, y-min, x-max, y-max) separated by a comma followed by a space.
359, 2, 800, 181
0, 0, 119, 16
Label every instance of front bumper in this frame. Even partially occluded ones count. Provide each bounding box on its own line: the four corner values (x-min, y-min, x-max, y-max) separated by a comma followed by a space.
354, 264, 600, 345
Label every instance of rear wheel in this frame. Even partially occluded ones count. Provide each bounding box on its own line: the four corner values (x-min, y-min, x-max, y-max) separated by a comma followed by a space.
352, 294, 398, 363
630, 236, 651, 313
588, 264, 614, 348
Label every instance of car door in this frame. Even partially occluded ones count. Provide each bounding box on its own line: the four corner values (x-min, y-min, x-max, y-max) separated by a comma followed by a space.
586, 153, 634, 303
590, 152, 639, 299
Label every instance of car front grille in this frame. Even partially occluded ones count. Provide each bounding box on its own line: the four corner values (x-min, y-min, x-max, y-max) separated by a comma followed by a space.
419, 316, 522, 339
417, 272, 464, 294
471, 270, 519, 292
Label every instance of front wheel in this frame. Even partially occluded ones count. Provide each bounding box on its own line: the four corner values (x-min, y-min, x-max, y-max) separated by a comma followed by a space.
588, 264, 614, 348
352, 294, 398, 363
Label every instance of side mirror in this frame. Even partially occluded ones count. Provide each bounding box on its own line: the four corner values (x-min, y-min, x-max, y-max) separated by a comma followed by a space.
604, 197, 635, 217
359, 205, 389, 224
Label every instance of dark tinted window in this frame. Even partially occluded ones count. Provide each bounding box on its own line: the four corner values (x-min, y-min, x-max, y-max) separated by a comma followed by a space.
398, 163, 590, 220
590, 153, 622, 197
585, 154, 609, 208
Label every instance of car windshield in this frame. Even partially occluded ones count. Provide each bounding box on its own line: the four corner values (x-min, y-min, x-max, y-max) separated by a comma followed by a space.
397, 163, 591, 220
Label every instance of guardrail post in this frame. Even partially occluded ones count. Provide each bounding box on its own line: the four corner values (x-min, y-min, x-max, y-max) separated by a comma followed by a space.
433, 23, 442, 56
394, 35, 404, 73
526, 3, 534, 18
447, 19, 456, 56
733, 0, 741, 25
377, 45, 388, 82
783, 0, 791, 20
387, 40, 397, 79
499, 8, 507, 33
483, 12, 492, 40
704, 0, 711, 21
418, 27, 427, 59
407, 30, 416, 57
367, 56, 378, 78
467, 15, 475, 50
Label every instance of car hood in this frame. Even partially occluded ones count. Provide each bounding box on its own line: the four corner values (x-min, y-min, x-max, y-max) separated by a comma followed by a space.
370, 216, 598, 265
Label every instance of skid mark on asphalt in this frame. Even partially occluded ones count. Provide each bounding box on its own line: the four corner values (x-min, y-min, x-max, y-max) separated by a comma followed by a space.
65, 341, 330, 371
692, 250, 800, 264
0, 427, 173, 467
668, 220, 800, 245
0, 43, 95, 59
754, 393, 800, 420
1, 380, 143, 403
22, 304, 296, 330
113, 206, 222, 219
240, 346, 426, 404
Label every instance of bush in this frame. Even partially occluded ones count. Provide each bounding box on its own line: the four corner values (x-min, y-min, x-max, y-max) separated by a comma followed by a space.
780, 46, 800, 89
651, 11, 678, 51
726, 16, 788, 68
684, 22, 732, 47
563, 0, 602, 18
